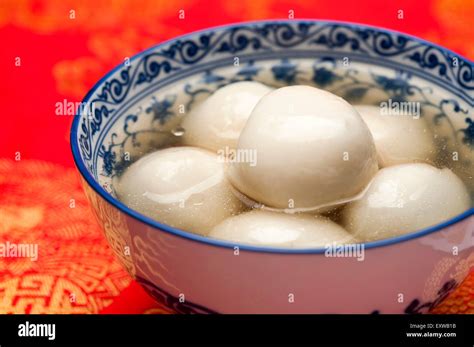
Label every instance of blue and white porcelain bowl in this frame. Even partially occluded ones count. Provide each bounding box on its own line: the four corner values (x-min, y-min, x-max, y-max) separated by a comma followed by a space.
71, 20, 474, 313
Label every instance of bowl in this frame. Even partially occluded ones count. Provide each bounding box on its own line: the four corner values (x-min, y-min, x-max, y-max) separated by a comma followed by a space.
71, 20, 474, 313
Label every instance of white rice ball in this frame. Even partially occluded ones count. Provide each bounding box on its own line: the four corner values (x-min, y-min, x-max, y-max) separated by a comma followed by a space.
209, 210, 356, 248
343, 163, 471, 241
181, 81, 273, 153
229, 85, 378, 210
115, 146, 244, 235
355, 105, 437, 167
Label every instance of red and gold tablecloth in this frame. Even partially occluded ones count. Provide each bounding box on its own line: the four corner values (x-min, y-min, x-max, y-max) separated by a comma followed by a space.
0, 0, 473, 314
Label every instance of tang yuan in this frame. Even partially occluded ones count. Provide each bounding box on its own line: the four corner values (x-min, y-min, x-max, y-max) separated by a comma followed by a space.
229, 86, 378, 210
355, 105, 436, 167
342, 163, 471, 241
181, 81, 273, 153
209, 210, 355, 248
115, 147, 243, 235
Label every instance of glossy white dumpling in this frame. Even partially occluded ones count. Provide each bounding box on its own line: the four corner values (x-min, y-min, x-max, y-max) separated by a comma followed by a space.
355, 105, 436, 167
209, 210, 355, 248
229, 85, 378, 210
115, 147, 243, 235
343, 163, 471, 241
181, 81, 273, 152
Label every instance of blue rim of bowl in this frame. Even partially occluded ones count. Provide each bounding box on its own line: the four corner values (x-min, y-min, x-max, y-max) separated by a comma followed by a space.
71, 19, 474, 255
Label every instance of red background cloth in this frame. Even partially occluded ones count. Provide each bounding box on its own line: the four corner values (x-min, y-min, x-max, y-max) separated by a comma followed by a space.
0, 0, 473, 313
